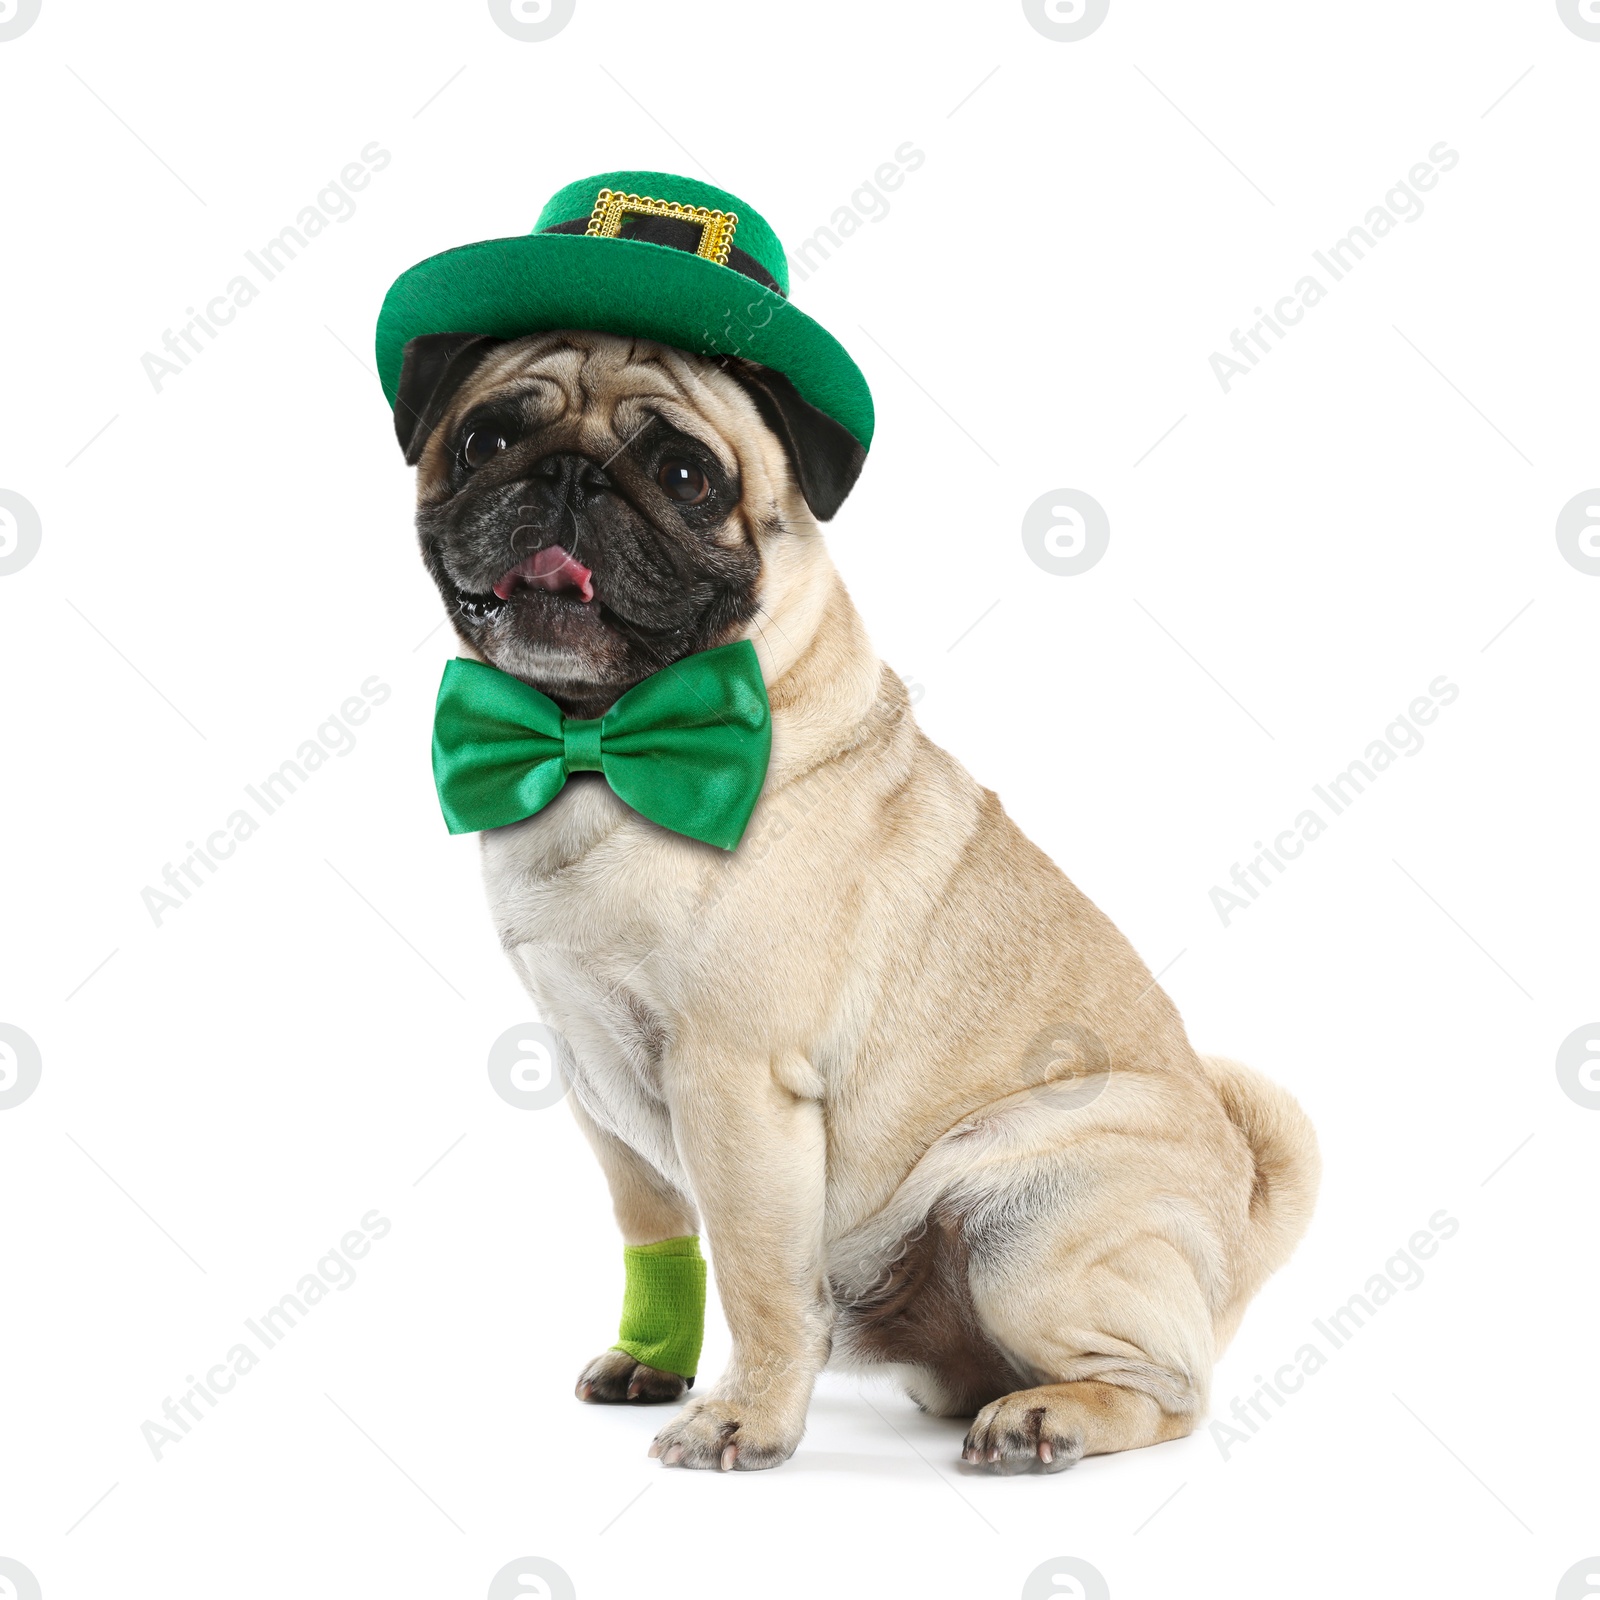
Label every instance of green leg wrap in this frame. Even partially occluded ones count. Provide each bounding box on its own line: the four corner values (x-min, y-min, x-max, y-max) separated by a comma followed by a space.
612, 1235, 706, 1379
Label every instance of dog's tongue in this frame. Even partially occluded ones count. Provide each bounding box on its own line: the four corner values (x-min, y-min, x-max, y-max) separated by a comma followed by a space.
493, 545, 594, 602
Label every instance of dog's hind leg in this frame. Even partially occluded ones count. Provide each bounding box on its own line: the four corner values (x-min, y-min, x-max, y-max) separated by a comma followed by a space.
960, 1225, 1215, 1473
961, 1376, 1197, 1472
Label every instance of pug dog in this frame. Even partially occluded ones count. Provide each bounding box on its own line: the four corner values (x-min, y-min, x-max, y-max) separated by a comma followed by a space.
394, 329, 1320, 1472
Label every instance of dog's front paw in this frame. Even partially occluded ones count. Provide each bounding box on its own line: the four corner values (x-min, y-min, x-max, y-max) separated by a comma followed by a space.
575, 1348, 691, 1404
648, 1394, 802, 1472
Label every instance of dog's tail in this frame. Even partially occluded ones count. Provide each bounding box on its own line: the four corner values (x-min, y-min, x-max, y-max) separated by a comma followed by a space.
1197, 1054, 1321, 1339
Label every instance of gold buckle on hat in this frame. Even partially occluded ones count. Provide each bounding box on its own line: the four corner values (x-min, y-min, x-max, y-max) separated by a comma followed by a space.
584, 188, 738, 266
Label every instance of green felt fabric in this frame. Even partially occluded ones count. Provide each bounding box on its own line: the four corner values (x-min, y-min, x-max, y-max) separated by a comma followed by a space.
613, 1234, 707, 1379
375, 171, 873, 448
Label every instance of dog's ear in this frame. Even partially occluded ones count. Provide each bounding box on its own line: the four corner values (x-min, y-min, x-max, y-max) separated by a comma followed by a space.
719, 358, 866, 522
394, 333, 506, 466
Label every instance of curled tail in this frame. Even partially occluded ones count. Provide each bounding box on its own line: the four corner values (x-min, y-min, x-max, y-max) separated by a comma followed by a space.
1197, 1054, 1321, 1341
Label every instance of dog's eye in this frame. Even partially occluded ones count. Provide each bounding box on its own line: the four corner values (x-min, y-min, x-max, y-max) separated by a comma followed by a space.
460, 429, 510, 470
657, 458, 709, 505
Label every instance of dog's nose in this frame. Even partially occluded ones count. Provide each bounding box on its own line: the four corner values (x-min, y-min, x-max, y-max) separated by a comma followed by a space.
526, 452, 613, 503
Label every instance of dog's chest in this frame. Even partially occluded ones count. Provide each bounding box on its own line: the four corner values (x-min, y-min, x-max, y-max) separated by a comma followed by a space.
480, 785, 704, 1177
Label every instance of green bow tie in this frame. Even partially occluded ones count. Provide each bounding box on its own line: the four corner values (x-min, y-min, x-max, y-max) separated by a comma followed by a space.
431, 639, 771, 850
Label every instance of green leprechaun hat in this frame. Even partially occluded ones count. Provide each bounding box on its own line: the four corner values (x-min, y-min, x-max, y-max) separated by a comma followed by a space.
375, 169, 874, 450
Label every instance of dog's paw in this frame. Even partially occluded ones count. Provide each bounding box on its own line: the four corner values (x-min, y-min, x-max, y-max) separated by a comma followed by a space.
961, 1392, 1087, 1475
648, 1395, 801, 1472
574, 1348, 691, 1405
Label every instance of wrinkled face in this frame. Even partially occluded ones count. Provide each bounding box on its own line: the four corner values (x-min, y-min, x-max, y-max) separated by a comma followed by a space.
395, 331, 864, 718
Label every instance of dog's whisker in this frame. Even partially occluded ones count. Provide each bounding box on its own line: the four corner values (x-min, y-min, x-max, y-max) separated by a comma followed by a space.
750, 601, 794, 642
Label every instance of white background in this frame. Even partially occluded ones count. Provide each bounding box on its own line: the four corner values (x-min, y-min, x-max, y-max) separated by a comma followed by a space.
2, 2, 1597, 1597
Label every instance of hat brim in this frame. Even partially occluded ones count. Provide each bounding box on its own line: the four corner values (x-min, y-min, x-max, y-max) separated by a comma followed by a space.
375, 231, 874, 449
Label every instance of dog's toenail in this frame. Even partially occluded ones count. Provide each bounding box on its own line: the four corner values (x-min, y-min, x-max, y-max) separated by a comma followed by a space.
720, 1445, 737, 1471
664, 1444, 684, 1465
1039, 1441, 1053, 1463
647, 1441, 661, 1458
